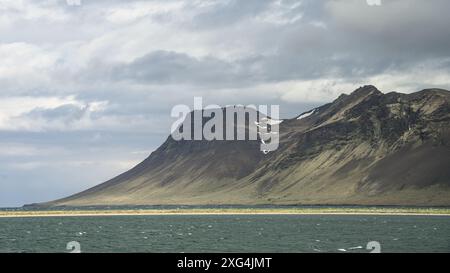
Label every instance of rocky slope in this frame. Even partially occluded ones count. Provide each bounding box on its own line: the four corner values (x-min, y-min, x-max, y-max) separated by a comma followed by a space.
41, 85, 450, 206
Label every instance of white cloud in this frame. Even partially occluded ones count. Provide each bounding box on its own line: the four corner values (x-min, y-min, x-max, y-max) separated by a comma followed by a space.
0, 0, 69, 26
278, 79, 361, 103
256, 0, 303, 25
104, 1, 185, 24
0, 95, 79, 125
0, 42, 59, 88
366, 64, 450, 93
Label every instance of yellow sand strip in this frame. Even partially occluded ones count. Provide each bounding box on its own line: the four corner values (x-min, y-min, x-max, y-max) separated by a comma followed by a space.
1, 208, 449, 218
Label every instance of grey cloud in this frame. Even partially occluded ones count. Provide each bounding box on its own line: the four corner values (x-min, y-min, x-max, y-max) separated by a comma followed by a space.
3, 0, 450, 95
111, 50, 261, 87
73, 0, 449, 89
190, 0, 273, 29
325, 0, 450, 59
24, 104, 89, 123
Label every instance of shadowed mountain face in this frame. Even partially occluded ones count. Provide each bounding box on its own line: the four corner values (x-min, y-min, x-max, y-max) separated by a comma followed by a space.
41, 86, 450, 206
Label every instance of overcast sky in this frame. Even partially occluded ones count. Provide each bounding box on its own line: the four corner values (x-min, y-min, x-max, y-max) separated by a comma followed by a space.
1, 0, 449, 207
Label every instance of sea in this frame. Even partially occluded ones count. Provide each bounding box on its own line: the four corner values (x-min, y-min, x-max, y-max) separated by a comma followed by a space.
0, 206, 449, 253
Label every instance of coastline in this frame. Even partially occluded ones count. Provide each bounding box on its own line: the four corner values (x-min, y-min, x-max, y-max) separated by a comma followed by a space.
1, 208, 450, 218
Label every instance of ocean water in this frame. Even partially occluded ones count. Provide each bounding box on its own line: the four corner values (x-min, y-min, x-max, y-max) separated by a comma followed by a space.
0, 215, 449, 253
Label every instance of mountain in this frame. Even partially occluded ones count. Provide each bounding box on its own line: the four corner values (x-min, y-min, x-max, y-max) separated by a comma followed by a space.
40, 85, 450, 206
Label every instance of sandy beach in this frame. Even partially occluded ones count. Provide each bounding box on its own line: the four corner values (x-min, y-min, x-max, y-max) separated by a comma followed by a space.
1, 208, 450, 218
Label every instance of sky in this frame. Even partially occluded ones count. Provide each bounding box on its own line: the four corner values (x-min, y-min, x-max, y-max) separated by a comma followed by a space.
0, 0, 449, 207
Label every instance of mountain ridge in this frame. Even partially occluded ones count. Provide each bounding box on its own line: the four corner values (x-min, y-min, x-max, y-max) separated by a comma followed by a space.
36, 85, 450, 207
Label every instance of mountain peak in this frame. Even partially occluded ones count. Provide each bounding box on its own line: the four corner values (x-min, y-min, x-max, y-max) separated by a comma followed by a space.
332, 85, 382, 105
351, 85, 381, 96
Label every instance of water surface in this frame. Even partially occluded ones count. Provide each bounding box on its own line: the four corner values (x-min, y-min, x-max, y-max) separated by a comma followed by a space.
0, 214, 448, 253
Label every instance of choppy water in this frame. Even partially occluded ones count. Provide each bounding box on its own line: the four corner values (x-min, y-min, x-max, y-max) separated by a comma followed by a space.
0, 215, 449, 253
